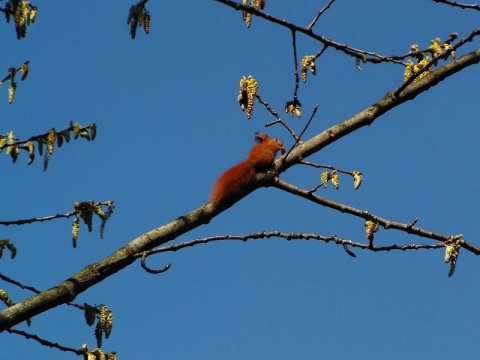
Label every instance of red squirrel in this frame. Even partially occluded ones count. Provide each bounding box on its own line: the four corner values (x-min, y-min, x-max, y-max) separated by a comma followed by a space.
210, 132, 285, 204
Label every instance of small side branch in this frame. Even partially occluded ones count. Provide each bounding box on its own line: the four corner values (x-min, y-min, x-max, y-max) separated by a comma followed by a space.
7, 328, 83, 355
300, 159, 355, 176
0, 200, 112, 227
290, 29, 301, 104
433, 0, 480, 11
136, 231, 451, 262
307, 0, 336, 30
0, 272, 41, 294
0, 211, 76, 226
140, 253, 172, 274
283, 104, 319, 161
0, 61, 29, 83
257, 94, 297, 138
215, 0, 405, 64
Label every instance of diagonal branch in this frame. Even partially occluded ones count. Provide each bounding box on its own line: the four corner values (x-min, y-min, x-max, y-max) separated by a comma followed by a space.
1, 48, 480, 332
273, 178, 480, 255
215, 0, 406, 64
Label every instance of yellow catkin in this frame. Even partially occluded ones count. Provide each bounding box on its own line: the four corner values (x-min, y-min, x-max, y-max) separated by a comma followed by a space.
331, 173, 340, 190
8, 81, 16, 103
365, 220, 379, 240
72, 217, 80, 248
300, 56, 315, 83
353, 171, 362, 190
245, 76, 258, 119
320, 171, 330, 188
144, 11, 150, 34
429, 38, 443, 57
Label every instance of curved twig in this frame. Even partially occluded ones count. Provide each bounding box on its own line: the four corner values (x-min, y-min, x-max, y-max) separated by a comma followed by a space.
140, 253, 172, 274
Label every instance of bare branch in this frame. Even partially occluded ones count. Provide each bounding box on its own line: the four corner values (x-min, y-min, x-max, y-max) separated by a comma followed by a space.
0, 200, 111, 227
257, 94, 297, 138
283, 104, 318, 161
290, 29, 301, 104
6, 328, 83, 355
137, 231, 449, 261
433, 0, 480, 11
307, 0, 336, 30
300, 159, 355, 176
215, 0, 405, 64
0, 211, 76, 226
0, 272, 41, 294
273, 178, 480, 254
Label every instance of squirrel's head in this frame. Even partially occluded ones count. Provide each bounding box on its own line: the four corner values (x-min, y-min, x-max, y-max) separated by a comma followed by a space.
254, 132, 285, 154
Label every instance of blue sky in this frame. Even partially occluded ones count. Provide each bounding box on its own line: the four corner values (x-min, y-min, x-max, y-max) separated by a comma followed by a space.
2, 1, 480, 359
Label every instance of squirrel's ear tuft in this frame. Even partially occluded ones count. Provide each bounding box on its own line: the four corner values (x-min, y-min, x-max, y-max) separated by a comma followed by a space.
254, 132, 269, 143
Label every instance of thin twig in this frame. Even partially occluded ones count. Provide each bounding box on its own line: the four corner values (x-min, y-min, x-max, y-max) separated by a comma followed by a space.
140, 253, 172, 274
0, 273, 41, 293
7, 328, 83, 355
433, 0, 480, 11
307, 0, 336, 30
291, 29, 301, 104
314, 44, 328, 61
300, 160, 355, 176
136, 231, 449, 261
0, 212, 76, 226
0, 200, 111, 226
0, 123, 96, 151
257, 94, 297, 138
283, 104, 318, 161
0, 61, 29, 83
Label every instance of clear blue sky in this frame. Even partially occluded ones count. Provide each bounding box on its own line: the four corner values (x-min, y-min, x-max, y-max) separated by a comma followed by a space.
2, 1, 480, 359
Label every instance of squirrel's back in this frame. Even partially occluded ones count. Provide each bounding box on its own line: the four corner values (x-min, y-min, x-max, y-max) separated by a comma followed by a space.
210, 132, 284, 204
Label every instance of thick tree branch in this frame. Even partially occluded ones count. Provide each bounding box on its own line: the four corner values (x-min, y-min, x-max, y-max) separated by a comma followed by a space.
1, 48, 480, 332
